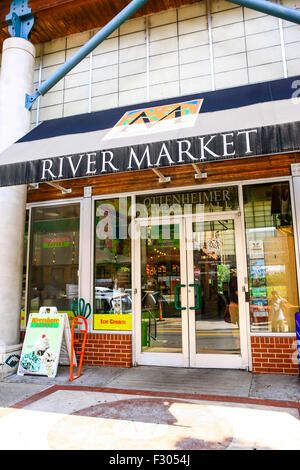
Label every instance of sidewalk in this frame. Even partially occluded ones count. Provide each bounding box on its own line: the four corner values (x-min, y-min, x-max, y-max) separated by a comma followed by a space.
0, 366, 300, 450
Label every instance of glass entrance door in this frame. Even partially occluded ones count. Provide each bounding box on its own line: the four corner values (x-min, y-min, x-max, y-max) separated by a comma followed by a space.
134, 213, 248, 369
135, 217, 189, 367
186, 213, 248, 368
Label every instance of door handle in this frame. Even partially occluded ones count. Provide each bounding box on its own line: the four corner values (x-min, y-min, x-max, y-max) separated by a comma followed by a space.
174, 284, 186, 310
189, 284, 202, 310
242, 285, 250, 302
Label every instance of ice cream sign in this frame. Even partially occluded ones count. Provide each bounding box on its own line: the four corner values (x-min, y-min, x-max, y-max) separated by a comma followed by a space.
18, 312, 70, 378
93, 314, 132, 331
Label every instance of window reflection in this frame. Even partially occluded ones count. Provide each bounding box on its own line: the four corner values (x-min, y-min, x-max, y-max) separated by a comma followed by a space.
141, 224, 182, 353
28, 204, 80, 317
94, 198, 132, 330
244, 183, 299, 333
192, 220, 240, 354
21, 210, 29, 328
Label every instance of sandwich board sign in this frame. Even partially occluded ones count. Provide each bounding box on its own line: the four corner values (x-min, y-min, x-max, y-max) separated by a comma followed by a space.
18, 307, 76, 378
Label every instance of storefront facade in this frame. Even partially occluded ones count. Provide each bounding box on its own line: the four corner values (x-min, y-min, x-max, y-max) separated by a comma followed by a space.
2, 0, 300, 376
0, 76, 293, 375
22, 178, 300, 374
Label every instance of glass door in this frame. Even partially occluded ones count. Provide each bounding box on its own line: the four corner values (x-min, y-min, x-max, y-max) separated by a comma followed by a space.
186, 213, 249, 369
134, 216, 189, 367
134, 213, 249, 369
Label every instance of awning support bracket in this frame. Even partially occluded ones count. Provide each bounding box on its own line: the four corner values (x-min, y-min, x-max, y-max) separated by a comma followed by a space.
46, 181, 72, 194
25, 0, 148, 110
192, 163, 207, 180
6, 0, 35, 41
152, 168, 171, 184
27, 183, 39, 190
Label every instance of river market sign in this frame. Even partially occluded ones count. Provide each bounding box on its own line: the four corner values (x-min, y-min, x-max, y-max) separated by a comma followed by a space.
41, 128, 258, 180
0, 120, 300, 187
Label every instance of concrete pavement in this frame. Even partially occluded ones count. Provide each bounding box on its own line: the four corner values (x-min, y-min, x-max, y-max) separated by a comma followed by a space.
0, 366, 300, 450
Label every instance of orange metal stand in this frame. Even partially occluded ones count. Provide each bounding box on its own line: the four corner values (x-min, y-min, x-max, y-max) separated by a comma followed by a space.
69, 315, 88, 382
158, 300, 164, 321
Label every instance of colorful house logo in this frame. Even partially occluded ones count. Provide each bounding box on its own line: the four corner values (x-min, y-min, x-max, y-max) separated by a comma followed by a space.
104, 98, 203, 140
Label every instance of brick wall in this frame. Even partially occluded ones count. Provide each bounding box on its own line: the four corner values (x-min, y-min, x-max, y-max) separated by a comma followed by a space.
74, 333, 132, 368
20, 330, 300, 373
20, 330, 132, 368
251, 336, 299, 375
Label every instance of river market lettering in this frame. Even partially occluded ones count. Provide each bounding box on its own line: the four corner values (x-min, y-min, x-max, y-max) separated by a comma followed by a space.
40, 129, 258, 181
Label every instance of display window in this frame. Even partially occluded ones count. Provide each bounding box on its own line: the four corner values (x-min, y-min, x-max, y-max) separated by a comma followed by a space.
21, 209, 29, 328
93, 197, 132, 331
27, 204, 80, 323
243, 182, 299, 333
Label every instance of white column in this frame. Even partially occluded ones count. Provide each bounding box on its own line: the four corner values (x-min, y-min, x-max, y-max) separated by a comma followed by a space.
0, 37, 35, 378
79, 187, 93, 328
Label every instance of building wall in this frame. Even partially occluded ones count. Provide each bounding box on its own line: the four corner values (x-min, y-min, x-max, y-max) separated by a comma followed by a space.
25, 154, 300, 374
74, 333, 132, 368
251, 337, 299, 374
5, 1, 300, 374
29, 0, 300, 128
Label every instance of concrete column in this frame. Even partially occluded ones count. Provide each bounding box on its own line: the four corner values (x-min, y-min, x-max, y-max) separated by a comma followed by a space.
79, 187, 93, 328
0, 38, 35, 378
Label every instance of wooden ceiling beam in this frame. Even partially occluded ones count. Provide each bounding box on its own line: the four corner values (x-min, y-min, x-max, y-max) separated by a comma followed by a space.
0, 0, 199, 48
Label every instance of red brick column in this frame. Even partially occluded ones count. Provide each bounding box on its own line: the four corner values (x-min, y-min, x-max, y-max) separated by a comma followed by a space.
251, 336, 299, 374
74, 332, 132, 368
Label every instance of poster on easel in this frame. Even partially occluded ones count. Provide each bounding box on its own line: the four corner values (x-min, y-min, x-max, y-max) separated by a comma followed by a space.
18, 307, 76, 378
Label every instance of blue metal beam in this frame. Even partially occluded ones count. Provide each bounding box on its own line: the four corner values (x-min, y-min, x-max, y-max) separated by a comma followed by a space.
6, 0, 34, 40
227, 0, 300, 24
25, 0, 148, 110
24, 0, 300, 111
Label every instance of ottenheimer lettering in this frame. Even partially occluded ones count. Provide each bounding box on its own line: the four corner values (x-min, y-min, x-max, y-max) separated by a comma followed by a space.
23, 125, 266, 185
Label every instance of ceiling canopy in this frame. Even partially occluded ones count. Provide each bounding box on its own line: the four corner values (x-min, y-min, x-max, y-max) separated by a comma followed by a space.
0, 0, 199, 50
